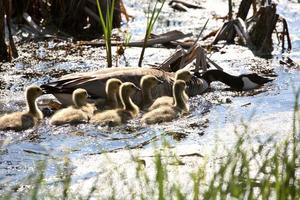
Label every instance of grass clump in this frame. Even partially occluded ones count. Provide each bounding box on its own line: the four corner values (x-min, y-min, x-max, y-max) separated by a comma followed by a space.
138, 0, 166, 67
96, 0, 116, 68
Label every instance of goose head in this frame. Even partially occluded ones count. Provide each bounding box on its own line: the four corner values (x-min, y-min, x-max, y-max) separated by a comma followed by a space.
241, 73, 273, 85
240, 73, 272, 90
106, 78, 122, 95
26, 86, 44, 102
175, 69, 192, 82
72, 88, 88, 108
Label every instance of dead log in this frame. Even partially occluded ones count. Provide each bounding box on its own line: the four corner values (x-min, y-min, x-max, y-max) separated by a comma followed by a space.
78, 30, 192, 48
4, 0, 18, 59
0, 0, 9, 62
169, 0, 203, 9
248, 3, 278, 56
237, 0, 253, 20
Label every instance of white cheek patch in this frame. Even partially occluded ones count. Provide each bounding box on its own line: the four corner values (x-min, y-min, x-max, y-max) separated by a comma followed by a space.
242, 77, 259, 90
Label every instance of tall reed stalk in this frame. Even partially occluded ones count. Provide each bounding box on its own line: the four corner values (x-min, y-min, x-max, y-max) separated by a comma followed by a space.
138, 0, 166, 67
96, 0, 116, 68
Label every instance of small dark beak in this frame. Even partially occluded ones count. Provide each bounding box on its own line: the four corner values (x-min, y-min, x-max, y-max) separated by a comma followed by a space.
42, 89, 48, 95
135, 86, 141, 91
157, 79, 164, 84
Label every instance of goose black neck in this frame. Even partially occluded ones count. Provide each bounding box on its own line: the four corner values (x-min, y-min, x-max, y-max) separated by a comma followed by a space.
201, 70, 243, 90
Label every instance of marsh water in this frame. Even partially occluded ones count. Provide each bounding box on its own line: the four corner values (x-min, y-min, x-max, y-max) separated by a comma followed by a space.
1, 0, 300, 195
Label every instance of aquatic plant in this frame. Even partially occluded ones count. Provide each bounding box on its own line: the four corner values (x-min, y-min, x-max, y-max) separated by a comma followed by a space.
96, 0, 116, 67
138, 0, 166, 67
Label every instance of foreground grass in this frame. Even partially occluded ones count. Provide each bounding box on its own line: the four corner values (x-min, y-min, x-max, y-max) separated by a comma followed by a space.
1, 93, 300, 199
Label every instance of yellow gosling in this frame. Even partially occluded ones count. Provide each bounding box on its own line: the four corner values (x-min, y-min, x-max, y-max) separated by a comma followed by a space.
90, 82, 140, 126
149, 69, 191, 111
140, 75, 163, 110
141, 80, 189, 124
50, 88, 94, 125
0, 86, 43, 131
94, 78, 122, 110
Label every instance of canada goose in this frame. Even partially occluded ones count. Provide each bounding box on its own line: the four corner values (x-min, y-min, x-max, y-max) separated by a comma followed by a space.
198, 70, 273, 90
90, 82, 140, 126
148, 69, 191, 111
140, 75, 163, 110
41, 67, 207, 106
50, 88, 94, 125
95, 78, 122, 110
0, 86, 43, 131
142, 80, 188, 124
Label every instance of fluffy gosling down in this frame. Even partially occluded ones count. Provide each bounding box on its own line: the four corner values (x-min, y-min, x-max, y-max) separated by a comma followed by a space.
0, 86, 44, 131
95, 78, 122, 110
149, 69, 192, 111
142, 80, 189, 124
140, 75, 163, 110
50, 88, 94, 125
90, 82, 140, 126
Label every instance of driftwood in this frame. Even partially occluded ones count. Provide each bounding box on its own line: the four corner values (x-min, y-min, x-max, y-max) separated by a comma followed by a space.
78, 30, 193, 48
169, 0, 203, 9
205, 0, 291, 57
0, 0, 18, 62
169, 0, 203, 12
157, 44, 223, 73
248, 3, 278, 55
0, 0, 8, 62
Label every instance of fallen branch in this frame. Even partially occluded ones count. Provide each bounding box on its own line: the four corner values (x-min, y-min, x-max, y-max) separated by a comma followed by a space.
78, 30, 192, 48
169, 0, 203, 9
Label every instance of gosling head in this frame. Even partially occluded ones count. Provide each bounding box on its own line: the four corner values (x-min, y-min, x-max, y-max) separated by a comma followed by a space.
26, 85, 44, 102
106, 78, 123, 94
140, 75, 163, 89
175, 69, 192, 82
120, 82, 141, 97
72, 88, 88, 108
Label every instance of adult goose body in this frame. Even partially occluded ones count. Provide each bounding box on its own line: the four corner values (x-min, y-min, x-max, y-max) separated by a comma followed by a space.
41, 67, 207, 107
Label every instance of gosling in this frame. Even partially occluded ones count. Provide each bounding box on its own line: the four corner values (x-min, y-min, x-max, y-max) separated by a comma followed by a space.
90, 82, 140, 126
95, 78, 122, 110
0, 86, 44, 131
50, 88, 94, 125
140, 75, 163, 110
148, 69, 192, 111
141, 80, 189, 124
